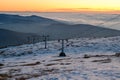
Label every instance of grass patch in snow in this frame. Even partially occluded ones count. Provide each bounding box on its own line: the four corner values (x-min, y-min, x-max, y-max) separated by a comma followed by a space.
92, 58, 112, 63
20, 61, 40, 66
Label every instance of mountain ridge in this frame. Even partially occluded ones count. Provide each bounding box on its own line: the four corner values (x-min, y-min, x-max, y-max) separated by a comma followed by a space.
0, 14, 120, 48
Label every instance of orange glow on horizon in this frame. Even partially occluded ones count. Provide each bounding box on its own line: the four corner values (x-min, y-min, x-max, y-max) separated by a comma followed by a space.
0, 0, 120, 14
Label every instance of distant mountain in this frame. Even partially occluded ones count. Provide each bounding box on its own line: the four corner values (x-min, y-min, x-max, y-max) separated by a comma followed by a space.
0, 14, 120, 42
0, 14, 58, 24
0, 29, 39, 48
44, 23, 120, 39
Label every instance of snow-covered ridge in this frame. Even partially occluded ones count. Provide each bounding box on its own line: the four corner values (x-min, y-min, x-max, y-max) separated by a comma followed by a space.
1, 36, 120, 58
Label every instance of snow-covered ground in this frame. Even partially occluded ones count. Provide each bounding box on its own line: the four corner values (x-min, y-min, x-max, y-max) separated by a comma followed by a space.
0, 36, 120, 80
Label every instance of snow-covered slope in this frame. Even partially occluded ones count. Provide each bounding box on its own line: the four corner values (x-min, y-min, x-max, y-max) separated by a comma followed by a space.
0, 36, 120, 80
1, 36, 120, 57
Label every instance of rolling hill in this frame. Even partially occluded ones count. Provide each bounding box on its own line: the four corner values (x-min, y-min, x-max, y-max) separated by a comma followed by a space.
0, 14, 120, 47
0, 29, 39, 48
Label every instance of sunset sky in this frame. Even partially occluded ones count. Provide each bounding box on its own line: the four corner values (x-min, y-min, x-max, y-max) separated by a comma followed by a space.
0, 0, 120, 13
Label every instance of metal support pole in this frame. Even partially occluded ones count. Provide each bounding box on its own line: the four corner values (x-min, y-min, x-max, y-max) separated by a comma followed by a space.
59, 39, 66, 57
42, 35, 49, 49
61, 39, 64, 53
45, 37, 47, 49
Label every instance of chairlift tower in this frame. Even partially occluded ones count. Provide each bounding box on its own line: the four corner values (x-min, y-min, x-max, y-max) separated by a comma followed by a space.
42, 35, 49, 49
59, 39, 68, 57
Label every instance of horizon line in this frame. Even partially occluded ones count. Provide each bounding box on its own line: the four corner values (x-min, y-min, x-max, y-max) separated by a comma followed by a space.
0, 10, 120, 14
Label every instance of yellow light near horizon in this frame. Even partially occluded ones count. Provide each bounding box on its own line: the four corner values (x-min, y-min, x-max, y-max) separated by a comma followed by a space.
0, 0, 120, 13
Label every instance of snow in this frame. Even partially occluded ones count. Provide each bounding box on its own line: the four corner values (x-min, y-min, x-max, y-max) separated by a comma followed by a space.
0, 36, 120, 80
